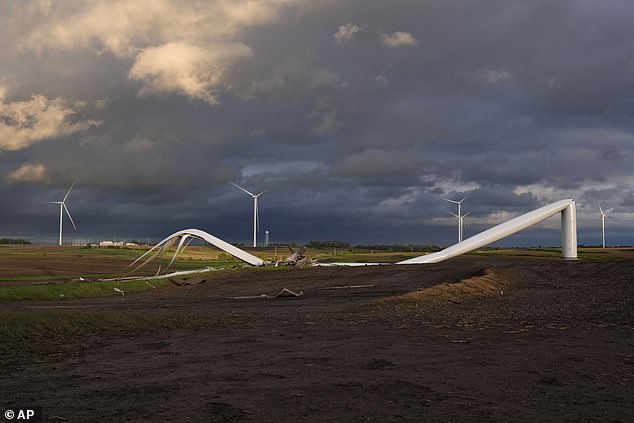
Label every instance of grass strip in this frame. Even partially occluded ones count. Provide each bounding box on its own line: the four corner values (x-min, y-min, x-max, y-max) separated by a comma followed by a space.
0, 279, 171, 301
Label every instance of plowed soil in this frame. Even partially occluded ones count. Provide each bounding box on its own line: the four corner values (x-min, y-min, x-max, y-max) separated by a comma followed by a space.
1, 255, 633, 422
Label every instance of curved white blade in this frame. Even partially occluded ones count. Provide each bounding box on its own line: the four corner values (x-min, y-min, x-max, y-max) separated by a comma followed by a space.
155, 237, 179, 276
127, 228, 265, 276
167, 234, 193, 270
229, 181, 255, 197
181, 236, 195, 254
63, 203, 76, 229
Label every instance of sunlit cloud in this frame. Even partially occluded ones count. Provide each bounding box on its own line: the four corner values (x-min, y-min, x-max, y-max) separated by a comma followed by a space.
0, 94, 98, 151
334, 22, 362, 45
6, 163, 48, 183
380, 31, 417, 47
128, 42, 253, 104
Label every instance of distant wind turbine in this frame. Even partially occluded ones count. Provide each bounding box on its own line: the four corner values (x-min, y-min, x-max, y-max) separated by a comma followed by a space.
48, 181, 77, 246
448, 210, 471, 242
599, 204, 614, 249
229, 181, 265, 247
441, 196, 466, 243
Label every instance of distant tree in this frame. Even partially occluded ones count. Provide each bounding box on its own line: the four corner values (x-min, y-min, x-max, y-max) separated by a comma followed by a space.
306, 240, 351, 249
353, 244, 441, 253
0, 238, 31, 245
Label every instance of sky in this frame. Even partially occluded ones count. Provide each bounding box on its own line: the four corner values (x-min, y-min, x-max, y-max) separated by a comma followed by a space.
0, 0, 633, 247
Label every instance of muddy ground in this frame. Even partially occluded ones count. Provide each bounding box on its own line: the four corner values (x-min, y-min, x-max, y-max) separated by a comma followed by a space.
1, 255, 633, 422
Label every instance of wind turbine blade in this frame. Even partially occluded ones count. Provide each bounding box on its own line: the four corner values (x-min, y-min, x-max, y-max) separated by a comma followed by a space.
599, 204, 604, 215
229, 181, 255, 197
440, 197, 459, 204
63, 203, 77, 229
47, 201, 62, 204
63, 180, 76, 202
255, 190, 266, 197
447, 211, 459, 217
167, 235, 197, 270
463, 211, 472, 217
458, 197, 466, 204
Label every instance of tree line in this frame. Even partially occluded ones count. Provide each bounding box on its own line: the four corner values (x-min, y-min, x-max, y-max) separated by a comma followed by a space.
306, 240, 441, 252
0, 238, 31, 244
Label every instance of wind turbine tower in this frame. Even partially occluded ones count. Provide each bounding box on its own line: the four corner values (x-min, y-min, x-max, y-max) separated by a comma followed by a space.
442, 197, 466, 243
229, 181, 265, 247
599, 204, 613, 249
48, 181, 77, 246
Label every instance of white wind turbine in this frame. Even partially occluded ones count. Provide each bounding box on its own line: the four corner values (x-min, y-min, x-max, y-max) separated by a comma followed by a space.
229, 181, 265, 247
441, 196, 466, 243
48, 181, 77, 246
448, 210, 471, 242
599, 204, 614, 249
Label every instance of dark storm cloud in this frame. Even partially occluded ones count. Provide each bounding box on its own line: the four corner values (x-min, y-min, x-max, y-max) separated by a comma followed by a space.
0, 0, 633, 246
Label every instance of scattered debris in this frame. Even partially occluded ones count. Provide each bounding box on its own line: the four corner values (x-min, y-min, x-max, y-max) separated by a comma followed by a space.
100, 267, 218, 283
227, 294, 270, 300
274, 246, 311, 267
145, 281, 156, 288
318, 284, 375, 290
114, 287, 125, 296
274, 288, 303, 298
449, 338, 473, 344
170, 277, 207, 286
227, 288, 304, 300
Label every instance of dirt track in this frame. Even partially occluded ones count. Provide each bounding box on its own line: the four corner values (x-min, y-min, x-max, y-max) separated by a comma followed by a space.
1, 256, 633, 422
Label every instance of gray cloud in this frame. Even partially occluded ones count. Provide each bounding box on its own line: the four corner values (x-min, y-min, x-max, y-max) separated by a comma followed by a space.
0, 0, 633, 246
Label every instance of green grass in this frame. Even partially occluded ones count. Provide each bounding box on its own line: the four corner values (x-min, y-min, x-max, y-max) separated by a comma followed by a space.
315, 250, 423, 263
0, 278, 171, 301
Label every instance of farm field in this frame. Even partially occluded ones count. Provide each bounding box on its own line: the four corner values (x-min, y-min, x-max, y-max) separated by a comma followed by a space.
0, 247, 632, 421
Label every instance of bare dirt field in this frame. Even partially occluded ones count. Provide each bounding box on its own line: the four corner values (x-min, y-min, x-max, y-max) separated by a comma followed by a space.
1, 253, 633, 422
